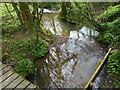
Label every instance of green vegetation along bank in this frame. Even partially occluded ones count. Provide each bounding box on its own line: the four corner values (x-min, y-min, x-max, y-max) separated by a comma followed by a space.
58, 3, 120, 88
2, 2, 56, 77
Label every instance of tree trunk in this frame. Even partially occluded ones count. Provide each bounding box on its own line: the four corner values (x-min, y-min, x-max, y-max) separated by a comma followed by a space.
11, 2, 23, 24
18, 2, 34, 31
60, 2, 67, 21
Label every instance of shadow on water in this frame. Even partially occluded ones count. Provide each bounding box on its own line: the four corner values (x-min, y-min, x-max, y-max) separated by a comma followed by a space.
27, 9, 106, 88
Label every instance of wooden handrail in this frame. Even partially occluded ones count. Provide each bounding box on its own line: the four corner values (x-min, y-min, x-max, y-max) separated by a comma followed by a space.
84, 48, 112, 90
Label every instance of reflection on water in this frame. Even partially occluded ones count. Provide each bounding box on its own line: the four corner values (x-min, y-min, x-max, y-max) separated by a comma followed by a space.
42, 13, 75, 36
42, 13, 99, 43
28, 10, 105, 88
33, 38, 104, 88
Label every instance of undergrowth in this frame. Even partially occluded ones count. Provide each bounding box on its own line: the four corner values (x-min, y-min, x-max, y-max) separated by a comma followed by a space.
99, 4, 120, 22
11, 38, 48, 77
107, 50, 120, 88
98, 4, 120, 88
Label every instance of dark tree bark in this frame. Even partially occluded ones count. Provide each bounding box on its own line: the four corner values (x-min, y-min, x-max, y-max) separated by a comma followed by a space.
18, 2, 34, 31
11, 2, 23, 24
32, 2, 37, 19
60, 2, 67, 21
4, 3, 16, 22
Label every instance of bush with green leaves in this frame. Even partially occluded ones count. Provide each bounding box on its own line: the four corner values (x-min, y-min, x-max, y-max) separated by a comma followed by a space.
12, 38, 48, 60
66, 7, 82, 23
107, 50, 120, 88
11, 38, 48, 77
99, 5, 120, 22
15, 58, 35, 77
107, 50, 120, 75
99, 17, 120, 44
102, 17, 120, 31
101, 32, 118, 44
44, 2, 60, 9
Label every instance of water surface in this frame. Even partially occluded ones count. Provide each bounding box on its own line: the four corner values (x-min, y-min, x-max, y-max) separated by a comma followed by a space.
28, 10, 105, 88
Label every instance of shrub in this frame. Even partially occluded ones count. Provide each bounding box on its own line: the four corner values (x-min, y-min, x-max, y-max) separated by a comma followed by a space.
107, 50, 120, 75
15, 58, 35, 77
103, 33, 118, 44
107, 50, 120, 88
12, 38, 49, 77
99, 5, 120, 22
105, 17, 120, 32
12, 38, 48, 60
99, 17, 120, 44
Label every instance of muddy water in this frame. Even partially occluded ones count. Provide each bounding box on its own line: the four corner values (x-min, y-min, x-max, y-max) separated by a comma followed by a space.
28, 12, 105, 88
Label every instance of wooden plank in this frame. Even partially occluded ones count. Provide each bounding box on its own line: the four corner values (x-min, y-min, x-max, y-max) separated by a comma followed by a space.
0, 70, 14, 83
84, 48, 112, 90
25, 83, 37, 89
0, 82, 2, 90
0, 64, 2, 67
6, 76, 25, 88
0, 66, 2, 76
16, 79, 31, 88
1, 65, 12, 75
0, 62, 2, 65
0, 63, 2, 66
0, 63, 3, 76
0, 73, 19, 89
0, 64, 6, 71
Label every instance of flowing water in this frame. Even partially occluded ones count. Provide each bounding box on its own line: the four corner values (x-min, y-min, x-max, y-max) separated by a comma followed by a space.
28, 10, 106, 88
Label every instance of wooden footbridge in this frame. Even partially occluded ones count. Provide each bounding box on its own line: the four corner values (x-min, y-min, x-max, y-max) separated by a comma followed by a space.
0, 62, 38, 89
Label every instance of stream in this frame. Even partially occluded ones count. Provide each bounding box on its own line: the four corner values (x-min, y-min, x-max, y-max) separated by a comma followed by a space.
27, 10, 106, 88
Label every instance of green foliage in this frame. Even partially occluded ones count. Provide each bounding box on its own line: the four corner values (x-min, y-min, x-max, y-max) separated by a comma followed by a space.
1, 3, 17, 19
66, 7, 82, 23
44, 2, 60, 9
99, 16, 120, 44
107, 50, 120, 75
99, 5, 120, 22
12, 38, 48, 59
99, 17, 120, 44
98, 5, 120, 88
104, 17, 120, 32
46, 30, 56, 39
115, 80, 120, 88
15, 58, 35, 77
58, 3, 91, 24
101, 33, 118, 44
2, 3, 21, 35
107, 50, 120, 88
11, 38, 48, 77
